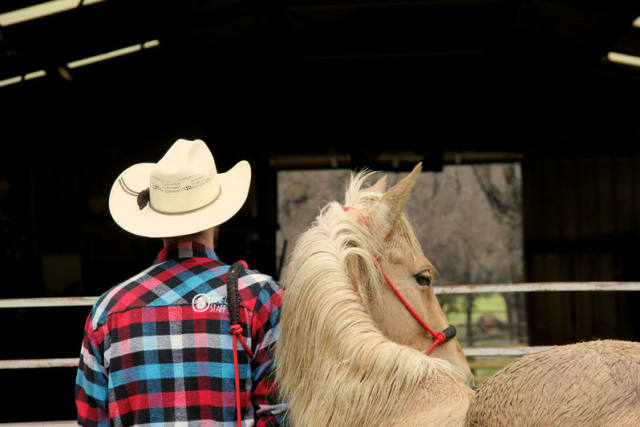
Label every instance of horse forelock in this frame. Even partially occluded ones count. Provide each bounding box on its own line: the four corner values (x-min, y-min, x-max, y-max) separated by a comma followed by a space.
275, 171, 461, 426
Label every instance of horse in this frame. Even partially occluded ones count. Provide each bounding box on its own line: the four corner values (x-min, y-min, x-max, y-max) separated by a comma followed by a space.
274, 163, 475, 426
465, 339, 640, 426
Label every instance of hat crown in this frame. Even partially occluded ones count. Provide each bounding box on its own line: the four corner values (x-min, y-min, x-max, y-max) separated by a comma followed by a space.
155, 139, 216, 177
149, 139, 220, 214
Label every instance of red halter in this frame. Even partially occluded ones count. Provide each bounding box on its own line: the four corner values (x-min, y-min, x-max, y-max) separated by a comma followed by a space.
343, 206, 456, 355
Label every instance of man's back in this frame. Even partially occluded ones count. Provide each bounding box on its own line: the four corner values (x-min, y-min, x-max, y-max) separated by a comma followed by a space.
75, 241, 285, 426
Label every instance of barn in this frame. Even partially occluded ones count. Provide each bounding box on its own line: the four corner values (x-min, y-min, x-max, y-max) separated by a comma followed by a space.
1, 0, 639, 423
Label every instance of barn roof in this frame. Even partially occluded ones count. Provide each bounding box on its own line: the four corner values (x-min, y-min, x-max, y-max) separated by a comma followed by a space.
1, 0, 639, 164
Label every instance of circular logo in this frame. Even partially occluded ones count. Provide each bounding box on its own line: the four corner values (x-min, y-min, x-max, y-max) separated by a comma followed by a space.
192, 294, 211, 312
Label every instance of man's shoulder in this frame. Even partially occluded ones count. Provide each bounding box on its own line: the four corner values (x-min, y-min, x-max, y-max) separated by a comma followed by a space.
89, 263, 159, 329
236, 267, 283, 309
87, 259, 280, 330
89, 257, 226, 330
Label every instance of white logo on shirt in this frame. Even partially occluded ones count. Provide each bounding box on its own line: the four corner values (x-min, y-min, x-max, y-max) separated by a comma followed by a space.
192, 293, 227, 312
192, 294, 211, 312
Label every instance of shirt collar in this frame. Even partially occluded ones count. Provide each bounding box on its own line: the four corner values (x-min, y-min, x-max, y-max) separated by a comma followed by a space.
154, 241, 219, 264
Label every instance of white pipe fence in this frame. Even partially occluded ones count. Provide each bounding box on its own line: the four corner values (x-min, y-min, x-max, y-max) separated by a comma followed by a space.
0, 346, 558, 371
434, 281, 640, 295
0, 422, 75, 426
0, 296, 97, 309
2, 282, 638, 310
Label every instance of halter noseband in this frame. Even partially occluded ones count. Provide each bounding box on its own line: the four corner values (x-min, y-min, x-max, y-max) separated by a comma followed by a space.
343, 206, 456, 355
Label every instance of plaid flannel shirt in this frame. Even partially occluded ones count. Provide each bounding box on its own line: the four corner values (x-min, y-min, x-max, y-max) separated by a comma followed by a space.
75, 241, 286, 426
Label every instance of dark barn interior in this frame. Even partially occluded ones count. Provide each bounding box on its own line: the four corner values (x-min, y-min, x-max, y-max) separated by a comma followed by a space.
1, 0, 640, 422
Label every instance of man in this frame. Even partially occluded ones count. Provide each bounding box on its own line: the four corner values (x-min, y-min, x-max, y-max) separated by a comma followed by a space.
75, 139, 286, 426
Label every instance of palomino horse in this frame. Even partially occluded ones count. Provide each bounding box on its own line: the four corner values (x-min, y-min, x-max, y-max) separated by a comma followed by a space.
275, 163, 475, 426
466, 339, 640, 426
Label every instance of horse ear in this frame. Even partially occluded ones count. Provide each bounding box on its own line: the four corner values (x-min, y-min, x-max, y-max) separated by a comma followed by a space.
380, 162, 422, 230
367, 175, 388, 193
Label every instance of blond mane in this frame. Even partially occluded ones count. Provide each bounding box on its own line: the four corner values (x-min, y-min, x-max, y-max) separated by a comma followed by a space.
275, 171, 462, 426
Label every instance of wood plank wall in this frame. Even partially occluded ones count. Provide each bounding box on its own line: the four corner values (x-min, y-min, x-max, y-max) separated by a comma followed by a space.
523, 155, 640, 345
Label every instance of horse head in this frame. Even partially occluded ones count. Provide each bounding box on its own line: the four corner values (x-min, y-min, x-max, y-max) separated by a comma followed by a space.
344, 162, 474, 387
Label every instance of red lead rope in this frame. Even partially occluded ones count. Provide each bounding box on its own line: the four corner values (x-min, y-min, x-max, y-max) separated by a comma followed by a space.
230, 324, 254, 427
228, 260, 254, 427
343, 206, 448, 355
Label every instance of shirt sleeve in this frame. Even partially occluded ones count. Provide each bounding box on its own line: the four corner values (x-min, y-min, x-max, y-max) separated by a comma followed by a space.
75, 314, 109, 426
251, 278, 287, 427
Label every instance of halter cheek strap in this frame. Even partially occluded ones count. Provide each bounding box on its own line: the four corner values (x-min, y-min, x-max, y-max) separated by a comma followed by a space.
343, 206, 456, 355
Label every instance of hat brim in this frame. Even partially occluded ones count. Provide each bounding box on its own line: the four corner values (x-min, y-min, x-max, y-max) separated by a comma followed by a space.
108, 160, 251, 238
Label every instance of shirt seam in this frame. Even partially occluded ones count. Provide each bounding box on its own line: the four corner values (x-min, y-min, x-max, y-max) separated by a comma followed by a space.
99, 298, 258, 324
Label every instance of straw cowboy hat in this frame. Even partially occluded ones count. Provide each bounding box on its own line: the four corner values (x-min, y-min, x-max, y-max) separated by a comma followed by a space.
109, 139, 251, 238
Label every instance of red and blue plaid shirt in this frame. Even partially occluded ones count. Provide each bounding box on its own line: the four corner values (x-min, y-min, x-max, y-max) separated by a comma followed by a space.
75, 241, 286, 426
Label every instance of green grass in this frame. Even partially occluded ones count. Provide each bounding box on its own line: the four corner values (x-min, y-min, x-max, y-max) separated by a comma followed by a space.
470, 356, 515, 381
443, 293, 509, 325
470, 356, 517, 384
438, 294, 523, 384
473, 293, 508, 313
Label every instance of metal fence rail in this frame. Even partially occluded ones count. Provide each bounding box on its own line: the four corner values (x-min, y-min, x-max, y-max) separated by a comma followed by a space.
0, 358, 79, 370
1, 282, 638, 310
0, 296, 97, 308
434, 281, 640, 294
0, 346, 559, 371
0, 422, 75, 426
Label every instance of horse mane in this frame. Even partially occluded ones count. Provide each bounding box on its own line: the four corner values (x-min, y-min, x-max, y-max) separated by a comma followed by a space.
275, 171, 461, 426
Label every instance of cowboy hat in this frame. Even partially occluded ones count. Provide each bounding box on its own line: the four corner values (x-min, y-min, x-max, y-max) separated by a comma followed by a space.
108, 139, 251, 238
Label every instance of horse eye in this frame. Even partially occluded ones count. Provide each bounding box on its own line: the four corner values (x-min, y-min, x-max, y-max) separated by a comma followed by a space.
415, 272, 432, 286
